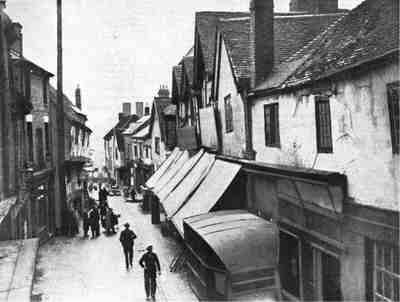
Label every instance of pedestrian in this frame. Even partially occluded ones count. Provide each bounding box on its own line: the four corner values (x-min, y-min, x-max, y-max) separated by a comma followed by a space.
105, 207, 114, 234
139, 245, 161, 301
82, 208, 90, 238
119, 223, 137, 270
88, 205, 100, 238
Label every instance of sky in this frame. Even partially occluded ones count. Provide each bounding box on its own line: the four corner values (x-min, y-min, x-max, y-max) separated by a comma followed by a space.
6, 0, 363, 167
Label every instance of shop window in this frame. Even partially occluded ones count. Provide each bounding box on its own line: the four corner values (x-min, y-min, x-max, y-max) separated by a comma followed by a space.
315, 96, 333, 153
264, 103, 280, 147
155, 137, 160, 155
224, 94, 233, 133
280, 231, 301, 299
387, 82, 399, 154
366, 240, 400, 302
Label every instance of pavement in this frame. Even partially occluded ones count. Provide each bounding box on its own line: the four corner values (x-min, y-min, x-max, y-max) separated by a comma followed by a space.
31, 195, 198, 302
0, 238, 39, 302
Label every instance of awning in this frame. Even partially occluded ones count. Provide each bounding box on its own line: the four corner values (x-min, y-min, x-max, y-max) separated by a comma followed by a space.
153, 150, 189, 195
183, 210, 279, 275
157, 149, 204, 202
172, 159, 241, 236
161, 153, 215, 218
145, 148, 181, 188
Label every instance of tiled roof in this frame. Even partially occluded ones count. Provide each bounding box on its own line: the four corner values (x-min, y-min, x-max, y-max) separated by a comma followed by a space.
283, 0, 399, 88
182, 56, 194, 87
196, 11, 249, 75
150, 98, 173, 141
219, 13, 343, 88
163, 104, 176, 116
172, 65, 183, 98
104, 114, 139, 140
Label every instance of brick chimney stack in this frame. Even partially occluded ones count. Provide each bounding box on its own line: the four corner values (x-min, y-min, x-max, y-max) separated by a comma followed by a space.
122, 102, 131, 115
136, 101, 144, 118
75, 84, 82, 109
289, 0, 338, 13
157, 85, 170, 98
250, 0, 274, 88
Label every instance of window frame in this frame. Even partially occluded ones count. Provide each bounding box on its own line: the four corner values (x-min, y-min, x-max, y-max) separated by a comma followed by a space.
264, 103, 280, 148
224, 94, 233, 133
315, 96, 333, 153
155, 137, 160, 155
387, 82, 399, 154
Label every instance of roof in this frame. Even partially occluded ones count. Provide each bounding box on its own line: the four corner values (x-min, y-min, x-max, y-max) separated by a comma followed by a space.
281, 0, 399, 88
182, 56, 194, 87
195, 11, 249, 75
12, 57, 54, 77
123, 115, 151, 135
132, 124, 150, 140
163, 104, 176, 116
218, 13, 344, 87
149, 98, 173, 141
103, 114, 139, 140
183, 210, 279, 274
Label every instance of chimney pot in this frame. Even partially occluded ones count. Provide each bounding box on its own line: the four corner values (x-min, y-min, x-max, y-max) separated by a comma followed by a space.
136, 101, 144, 118
122, 102, 131, 115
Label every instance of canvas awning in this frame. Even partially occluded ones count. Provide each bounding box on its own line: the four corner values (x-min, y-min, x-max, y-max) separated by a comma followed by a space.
161, 153, 215, 218
145, 148, 181, 188
153, 150, 189, 195
157, 149, 204, 202
172, 159, 241, 236
183, 210, 279, 275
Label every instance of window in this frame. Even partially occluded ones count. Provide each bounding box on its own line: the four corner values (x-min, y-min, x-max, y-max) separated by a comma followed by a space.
75, 126, 79, 145
145, 146, 149, 158
366, 240, 400, 302
315, 96, 333, 153
387, 82, 399, 154
264, 103, 280, 147
43, 79, 48, 105
35, 127, 44, 168
44, 122, 50, 157
155, 137, 160, 155
134, 145, 138, 158
224, 94, 233, 133
27, 121, 33, 162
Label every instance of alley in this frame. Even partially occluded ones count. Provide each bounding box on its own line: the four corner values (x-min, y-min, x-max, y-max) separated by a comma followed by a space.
31, 196, 198, 302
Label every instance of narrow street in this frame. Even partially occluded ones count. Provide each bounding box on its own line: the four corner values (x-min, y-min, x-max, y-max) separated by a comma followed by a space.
31, 195, 198, 302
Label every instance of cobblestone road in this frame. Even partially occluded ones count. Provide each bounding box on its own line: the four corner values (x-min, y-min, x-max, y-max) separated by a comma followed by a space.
31, 195, 198, 302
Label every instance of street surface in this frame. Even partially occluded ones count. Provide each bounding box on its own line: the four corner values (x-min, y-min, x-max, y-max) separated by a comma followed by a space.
31, 195, 198, 302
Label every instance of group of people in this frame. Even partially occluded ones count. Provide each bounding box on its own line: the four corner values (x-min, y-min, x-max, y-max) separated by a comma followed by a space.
119, 223, 161, 301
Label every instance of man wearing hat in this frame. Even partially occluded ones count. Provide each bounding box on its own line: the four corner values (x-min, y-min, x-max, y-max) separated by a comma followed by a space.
119, 223, 137, 270
139, 245, 161, 300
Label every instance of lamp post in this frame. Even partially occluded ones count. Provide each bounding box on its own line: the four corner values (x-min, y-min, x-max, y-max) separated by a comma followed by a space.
56, 0, 66, 233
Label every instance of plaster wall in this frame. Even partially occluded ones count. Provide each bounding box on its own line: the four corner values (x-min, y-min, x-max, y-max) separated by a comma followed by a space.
252, 63, 399, 211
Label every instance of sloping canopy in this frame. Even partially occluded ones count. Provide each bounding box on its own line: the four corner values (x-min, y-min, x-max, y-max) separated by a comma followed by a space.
153, 150, 189, 196
183, 210, 279, 275
145, 148, 181, 188
157, 149, 204, 202
172, 159, 241, 236
161, 153, 215, 218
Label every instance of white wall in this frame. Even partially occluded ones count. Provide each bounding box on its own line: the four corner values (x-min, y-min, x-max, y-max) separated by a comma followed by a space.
216, 39, 246, 158
252, 63, 399, 211
151, 110, 167, 169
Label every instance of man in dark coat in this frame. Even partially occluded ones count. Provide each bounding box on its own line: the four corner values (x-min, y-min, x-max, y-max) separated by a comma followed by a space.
139, 245, 161, 300
82, 208, 90, 238
119, 223, 137, 269
88, 205, 100, 238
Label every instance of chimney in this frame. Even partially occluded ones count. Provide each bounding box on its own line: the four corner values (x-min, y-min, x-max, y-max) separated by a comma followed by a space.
122, 102, 131, 115
75, 84, 82, 109
136, 101, 144, 117
157, 85, 170, 98
144, 106, 150, 116
250, 0, 274, 88
289, 0, 338, 13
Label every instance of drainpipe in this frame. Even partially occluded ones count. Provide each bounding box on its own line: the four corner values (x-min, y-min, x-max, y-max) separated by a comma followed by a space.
241, 89, 256, 160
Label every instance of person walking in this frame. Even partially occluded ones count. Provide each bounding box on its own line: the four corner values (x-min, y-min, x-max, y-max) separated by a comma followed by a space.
139, 245, 161, 301
88, 205, 100, 238
119, 223, 137, 270
82, 208, 90, 238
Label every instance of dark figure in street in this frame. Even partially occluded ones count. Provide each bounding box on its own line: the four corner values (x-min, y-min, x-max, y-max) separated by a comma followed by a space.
88, 205, 100, 238
139, 245, 161, 301
119, 223, 137, 270
82, 208, 90, 238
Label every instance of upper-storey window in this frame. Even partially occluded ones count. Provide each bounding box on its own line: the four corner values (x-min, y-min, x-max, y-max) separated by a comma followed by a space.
387, 82, 399, 154
264, 103, 280, 147
315, 96, 333, 153
155, 137, 160, 155
224, 94, 233, 133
